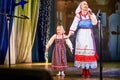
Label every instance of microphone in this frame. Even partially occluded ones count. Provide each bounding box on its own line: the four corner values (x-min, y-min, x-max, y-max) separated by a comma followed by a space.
97, 9, 102, 20
21, 15, 29, 19
111, 31, 116, 34
111, 31, 120, 35
97, 9, 102, 17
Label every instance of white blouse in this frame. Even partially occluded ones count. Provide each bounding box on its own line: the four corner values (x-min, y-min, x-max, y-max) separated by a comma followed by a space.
46, 34, 73, 50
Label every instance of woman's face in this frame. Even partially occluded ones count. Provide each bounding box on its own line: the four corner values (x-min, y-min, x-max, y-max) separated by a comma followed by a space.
80, 1, 88, 11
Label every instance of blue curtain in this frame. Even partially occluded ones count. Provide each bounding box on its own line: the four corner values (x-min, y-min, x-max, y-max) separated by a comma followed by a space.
32, 0, 50, 62
0, 0, 15, 64
32, 0, 56, 62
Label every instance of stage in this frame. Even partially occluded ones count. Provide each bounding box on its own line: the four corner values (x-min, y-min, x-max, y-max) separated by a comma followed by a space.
0, 62, 120, 80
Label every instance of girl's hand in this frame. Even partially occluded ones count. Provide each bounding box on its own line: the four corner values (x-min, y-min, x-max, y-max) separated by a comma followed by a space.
45, 52, 48, 63
45, 48, 48, 52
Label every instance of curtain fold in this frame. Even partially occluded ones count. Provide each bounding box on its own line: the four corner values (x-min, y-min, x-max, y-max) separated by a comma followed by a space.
32, 0, 52, 62
0, 0, 15, 64
1, 0, 53, 64
4, 0, 40, 64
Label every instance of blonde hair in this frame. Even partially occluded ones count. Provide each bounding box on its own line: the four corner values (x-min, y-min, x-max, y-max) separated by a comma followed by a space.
57, 25, 65, 34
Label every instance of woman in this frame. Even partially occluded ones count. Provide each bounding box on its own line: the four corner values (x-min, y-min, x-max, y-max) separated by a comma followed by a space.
67, 1, 98, 78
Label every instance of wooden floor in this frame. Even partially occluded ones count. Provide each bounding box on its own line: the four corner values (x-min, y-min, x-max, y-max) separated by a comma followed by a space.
0, 62, 120, 80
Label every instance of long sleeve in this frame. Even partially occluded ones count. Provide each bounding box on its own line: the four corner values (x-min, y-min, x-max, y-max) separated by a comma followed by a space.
46, 34, 56, 49
90, 13, 98, 25
65, 38, 73, 50
69, 15, 80, 34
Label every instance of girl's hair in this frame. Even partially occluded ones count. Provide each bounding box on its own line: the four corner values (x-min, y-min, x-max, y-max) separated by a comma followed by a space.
56, 25, 65, 34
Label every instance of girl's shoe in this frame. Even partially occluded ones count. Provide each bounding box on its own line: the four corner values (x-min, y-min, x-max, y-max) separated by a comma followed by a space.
61, 71, 65, 76
56, 71, 61, 76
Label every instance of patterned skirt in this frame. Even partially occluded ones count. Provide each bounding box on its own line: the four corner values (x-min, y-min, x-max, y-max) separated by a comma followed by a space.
74, 29, 98, 69
51, 39, 67, 71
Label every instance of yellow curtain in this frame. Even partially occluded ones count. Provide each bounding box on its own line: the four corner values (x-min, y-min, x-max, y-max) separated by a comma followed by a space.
5, 0, 40, 64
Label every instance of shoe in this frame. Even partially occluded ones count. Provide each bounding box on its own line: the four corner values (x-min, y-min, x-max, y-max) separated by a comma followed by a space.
56, 72, 61, 76
61, 71, 65, 76
81, 69, 85, 78
86, 69, 90, 78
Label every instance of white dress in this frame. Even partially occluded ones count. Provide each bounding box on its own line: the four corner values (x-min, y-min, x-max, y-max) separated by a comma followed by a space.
69, 13, 98, 69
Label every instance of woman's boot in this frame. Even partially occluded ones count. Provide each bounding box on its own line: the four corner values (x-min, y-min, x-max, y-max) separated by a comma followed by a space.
86, 69, 90, 78
81, 69, 86, 78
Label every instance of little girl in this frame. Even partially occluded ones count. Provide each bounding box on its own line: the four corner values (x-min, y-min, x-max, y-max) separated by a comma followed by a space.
45, 25, 73, 76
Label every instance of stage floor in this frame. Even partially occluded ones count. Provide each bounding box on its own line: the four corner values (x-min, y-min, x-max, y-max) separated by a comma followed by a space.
0, 62, 120, 80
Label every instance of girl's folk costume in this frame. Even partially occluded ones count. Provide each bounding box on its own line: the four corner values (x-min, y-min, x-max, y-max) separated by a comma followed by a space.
68, 1, 98, 77
46, 25, 73, 76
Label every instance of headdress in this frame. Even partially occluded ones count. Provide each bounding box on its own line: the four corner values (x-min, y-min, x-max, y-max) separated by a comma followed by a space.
75, 2, 82, 14
75, 1, 89, 15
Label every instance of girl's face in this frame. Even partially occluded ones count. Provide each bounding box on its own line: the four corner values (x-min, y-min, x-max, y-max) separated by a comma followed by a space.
56, 26, 62, 34
80, 1, 88, 11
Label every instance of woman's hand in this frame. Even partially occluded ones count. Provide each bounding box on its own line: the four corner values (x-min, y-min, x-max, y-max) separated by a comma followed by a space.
66, 32, 72, 39
88, 8, 93, 15
70, 48, 74, 54
64, 35, 69, 39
